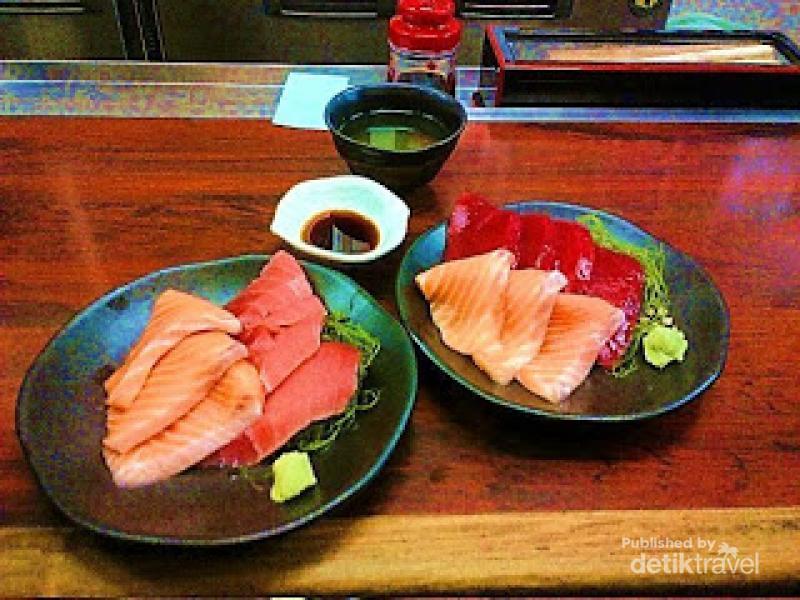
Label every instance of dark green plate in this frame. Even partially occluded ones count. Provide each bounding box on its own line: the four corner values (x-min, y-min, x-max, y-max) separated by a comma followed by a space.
16, 255, 417, 545
396, 201, 728, 422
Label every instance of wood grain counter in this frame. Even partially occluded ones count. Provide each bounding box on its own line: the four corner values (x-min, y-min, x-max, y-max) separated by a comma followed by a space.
1, 116, 798, 595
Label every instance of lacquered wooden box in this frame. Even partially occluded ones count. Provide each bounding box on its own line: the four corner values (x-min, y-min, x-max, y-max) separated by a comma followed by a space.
481, 28, 800, 108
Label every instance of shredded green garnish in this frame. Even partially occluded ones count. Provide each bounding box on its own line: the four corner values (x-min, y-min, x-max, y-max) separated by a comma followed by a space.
235, 464, 273, 491
577, 213, 677, 377
321, 310, 381, 378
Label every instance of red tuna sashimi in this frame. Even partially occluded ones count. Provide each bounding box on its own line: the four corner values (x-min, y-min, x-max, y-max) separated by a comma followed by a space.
517, 213, 557, 270
517, 214, 594, 288
239, 295, 325, 344
551, 219, 595, 291
444, 193, 521, 265
226, 251, 327, 393
576, 246, 645, 368
205, 342, 360, 467
227, 250, 315, 337
247, 310, 325, 393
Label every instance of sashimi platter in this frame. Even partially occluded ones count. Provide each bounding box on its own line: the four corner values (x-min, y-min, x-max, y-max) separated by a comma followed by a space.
397, 194, 728, 420
16, 253, 417, 544
16, 186, 727, 545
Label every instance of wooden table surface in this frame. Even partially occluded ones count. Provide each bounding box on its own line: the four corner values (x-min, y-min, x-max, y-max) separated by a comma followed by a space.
1, 116, 799, 595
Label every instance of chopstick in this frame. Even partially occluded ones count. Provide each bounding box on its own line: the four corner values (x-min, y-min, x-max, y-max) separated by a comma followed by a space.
543, 43, 781, 64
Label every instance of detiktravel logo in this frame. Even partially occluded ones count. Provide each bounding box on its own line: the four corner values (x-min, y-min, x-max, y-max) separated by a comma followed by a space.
623, 536, 760, 575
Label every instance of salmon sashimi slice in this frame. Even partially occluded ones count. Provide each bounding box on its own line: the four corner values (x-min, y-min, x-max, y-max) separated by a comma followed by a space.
415, 249, 514, 355
472, 269, 568, 385
104, 289, 241, 409
104, 360, 264, 488
104, 331, 247, 454
516, 294, 625, 404
246, 310, 325, 393
227, 250, 315, 337
205, 342, 360, 468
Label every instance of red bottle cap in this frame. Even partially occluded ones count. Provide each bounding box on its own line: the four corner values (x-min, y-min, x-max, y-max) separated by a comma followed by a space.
388, 0, 462, 53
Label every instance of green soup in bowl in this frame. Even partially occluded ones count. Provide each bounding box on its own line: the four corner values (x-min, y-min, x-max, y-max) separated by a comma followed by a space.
324, 83, 467, 192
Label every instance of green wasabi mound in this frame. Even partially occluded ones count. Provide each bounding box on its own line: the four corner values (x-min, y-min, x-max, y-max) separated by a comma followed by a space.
643, 325, 689, 369
270, 451, 317, 503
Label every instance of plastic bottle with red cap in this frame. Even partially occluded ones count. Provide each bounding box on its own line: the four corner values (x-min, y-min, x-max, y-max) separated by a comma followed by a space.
387, 0, 462, 95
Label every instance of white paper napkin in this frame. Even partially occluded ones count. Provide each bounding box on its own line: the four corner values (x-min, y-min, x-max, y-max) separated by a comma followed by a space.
272, 72, 350, 130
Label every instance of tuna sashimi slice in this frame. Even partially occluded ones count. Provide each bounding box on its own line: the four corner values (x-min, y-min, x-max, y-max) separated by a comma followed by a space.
247, 310, 325, 393
517, 213, 557, 270
224, 251, 327, 392
444, 193, 521, 265
516, 294, 624, 404
576, 246, 645, 368
239, 295, 326, 344
551, 219, 595, 291
415, 249, 514, 356
206, 342, 360, 468
104, 331, 247, 454
205, 430, 260, 467
227, 250, 314, 337
104, 289, 241, 409
104, 360, 264, 488
472, 269, 568, 385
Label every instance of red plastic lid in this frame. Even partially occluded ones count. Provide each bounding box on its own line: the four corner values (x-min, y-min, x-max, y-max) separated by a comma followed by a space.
389, 0, 462, 53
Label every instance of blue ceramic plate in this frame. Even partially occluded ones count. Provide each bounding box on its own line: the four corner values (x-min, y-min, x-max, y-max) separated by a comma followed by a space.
396, 201, 728, 422
16, 255, 417, 545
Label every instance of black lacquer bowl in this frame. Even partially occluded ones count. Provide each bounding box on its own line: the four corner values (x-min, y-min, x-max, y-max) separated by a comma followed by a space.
396, 201, 729, 422
16, 255, 417, 545
324, 83, 467, 192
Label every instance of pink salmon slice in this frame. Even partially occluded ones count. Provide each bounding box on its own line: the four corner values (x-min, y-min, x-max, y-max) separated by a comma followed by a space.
516, 294, 625, 404
104, 289, 241, 409
415, 249, 514, 356
103, 330, 247, 454
104, 360, 264, 488
472, 269, 568, 385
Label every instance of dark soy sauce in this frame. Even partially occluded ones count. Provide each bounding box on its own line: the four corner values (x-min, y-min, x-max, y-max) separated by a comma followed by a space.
303, 210, 380, 254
